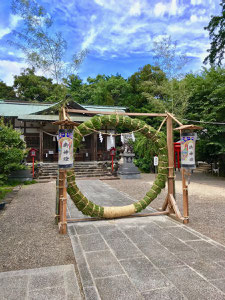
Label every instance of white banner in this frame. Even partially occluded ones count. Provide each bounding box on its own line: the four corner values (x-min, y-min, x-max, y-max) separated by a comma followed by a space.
58, 129, 74, 168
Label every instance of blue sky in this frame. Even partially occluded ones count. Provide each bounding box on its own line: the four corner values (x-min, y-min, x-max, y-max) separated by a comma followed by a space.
0, 0, 221, 85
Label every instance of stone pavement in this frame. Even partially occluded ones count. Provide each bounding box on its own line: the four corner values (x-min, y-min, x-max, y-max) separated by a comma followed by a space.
67, 180, 225, 300
0, 265, 81, 300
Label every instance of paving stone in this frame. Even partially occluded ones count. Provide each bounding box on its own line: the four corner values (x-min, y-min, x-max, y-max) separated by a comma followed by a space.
0, 275, 28, 300
120, 257, 171, 292
141, 247, 184, 269
79, 233, 108, 252
68, 225, 77, 236
77, 261, 94, 287
142, 286, 187, 300
161, 266, 225, 300
155, 234, 193, 253
29, 271, 63, 290
97, 225, 126, 241
74, 224, 98, 235
153, 219, 179, 228
95, 275, 142, 300
176, 250, 225, 280
28, 286, 66, 300
64, 266, 81, 299
70, 235, 86, 262
84, 286, 100, 300
143, 222, 168, 239
85, 250, 124, 278
120, 226, 157, 246
106, 237, 143, 260
165, 227, 201, 241
186, 240, 225, 261
210, 279, 225, 293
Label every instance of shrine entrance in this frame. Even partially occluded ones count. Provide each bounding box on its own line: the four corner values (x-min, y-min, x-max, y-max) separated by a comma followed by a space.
55, 106, 201, 234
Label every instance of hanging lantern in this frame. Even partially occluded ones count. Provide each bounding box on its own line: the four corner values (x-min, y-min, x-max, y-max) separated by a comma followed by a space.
181, 132, 196, 169
82, 136, 85, 142
175, 125, 202, 170
58, 129, 74, 169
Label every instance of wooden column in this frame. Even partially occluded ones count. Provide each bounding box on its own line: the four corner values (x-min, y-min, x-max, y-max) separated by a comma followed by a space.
39, 124, 43, 162
182, 168, 189, 224
58, 169, 67, 234
166, 115, 175, 213
93, 132, 98, 161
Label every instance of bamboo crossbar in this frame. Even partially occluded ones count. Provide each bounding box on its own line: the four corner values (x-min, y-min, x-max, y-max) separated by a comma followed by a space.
67, 211, 169, 223
166, 112, 183, 126
67, 109, 167, 117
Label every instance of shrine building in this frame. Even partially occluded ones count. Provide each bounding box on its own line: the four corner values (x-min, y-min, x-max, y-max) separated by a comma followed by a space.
0, 100, 126, 162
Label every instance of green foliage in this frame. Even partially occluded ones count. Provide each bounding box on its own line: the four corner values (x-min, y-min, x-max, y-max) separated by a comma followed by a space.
133, 133, 158, 172
184, 67, 225, 169
13, 68, 67, 102
204, 1, 225, 66
0, 119, 26, 183
0, 81, 16, 100
10, 0, 87, 83
153, 35, 191, 79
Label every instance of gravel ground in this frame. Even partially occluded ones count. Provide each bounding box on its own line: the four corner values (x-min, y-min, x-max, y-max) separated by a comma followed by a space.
0, 182, 76, 273
103, 172, 225, 246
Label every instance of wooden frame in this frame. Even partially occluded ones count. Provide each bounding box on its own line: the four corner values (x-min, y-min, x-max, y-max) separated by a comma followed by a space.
56, 107, 198, 233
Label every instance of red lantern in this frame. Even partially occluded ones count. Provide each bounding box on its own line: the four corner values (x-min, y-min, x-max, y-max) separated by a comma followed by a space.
29, 148, 38, 178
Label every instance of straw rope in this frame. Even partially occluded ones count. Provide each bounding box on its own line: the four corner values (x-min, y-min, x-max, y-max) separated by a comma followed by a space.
67, 114, 168, 218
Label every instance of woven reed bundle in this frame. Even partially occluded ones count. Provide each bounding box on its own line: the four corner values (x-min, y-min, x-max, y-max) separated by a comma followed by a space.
67, 114, 168, 218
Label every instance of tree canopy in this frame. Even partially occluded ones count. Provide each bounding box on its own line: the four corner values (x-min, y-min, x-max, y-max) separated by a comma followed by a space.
10, 0, 87, 83
204, 1, 225, 66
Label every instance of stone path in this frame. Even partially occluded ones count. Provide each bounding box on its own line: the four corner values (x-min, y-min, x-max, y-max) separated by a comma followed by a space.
0, 265, 81, 300
1, 179, 225, 299
67, 180, 225, 300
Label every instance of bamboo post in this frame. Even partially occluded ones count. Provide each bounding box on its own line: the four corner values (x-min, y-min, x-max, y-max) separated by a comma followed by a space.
166, 115, 175, 213
58, 106, 68, 234
59, 169, 67, 234
182, 168, 189, 224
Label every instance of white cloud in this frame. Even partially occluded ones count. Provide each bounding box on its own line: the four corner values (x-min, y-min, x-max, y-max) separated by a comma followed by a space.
154, 0, 185, 17
0, 14, 22, 40
186, 14, 209, 25
0, 60, 27, 85
191, 0, 202, 5
129, 1, 141, 16
81, 27, 99, 50
154, 3, 167, 17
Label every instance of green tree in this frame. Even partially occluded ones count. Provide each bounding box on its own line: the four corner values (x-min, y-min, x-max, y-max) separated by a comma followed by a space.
10, 0, 87, 83
204, 1, 225, 66
184, 67, 225, 173
0, 81, 16, 100
0, 119, 26, 183
153, 36, 190, 79
13, 68, 67, 102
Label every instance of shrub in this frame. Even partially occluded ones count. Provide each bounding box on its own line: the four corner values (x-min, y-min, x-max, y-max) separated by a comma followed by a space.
0, 119, 26, 184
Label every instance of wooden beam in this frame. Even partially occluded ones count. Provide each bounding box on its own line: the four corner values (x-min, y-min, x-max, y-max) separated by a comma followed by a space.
157, 116, 168, 133
93, 133, 97, 161
67, 211, 169, 222
166, 115, 175, 213
67, 109, 167, 117
169, 194, 183, 219
182, 168, 189, 224
39, 125, 43, 162
166, 112, 183, 126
